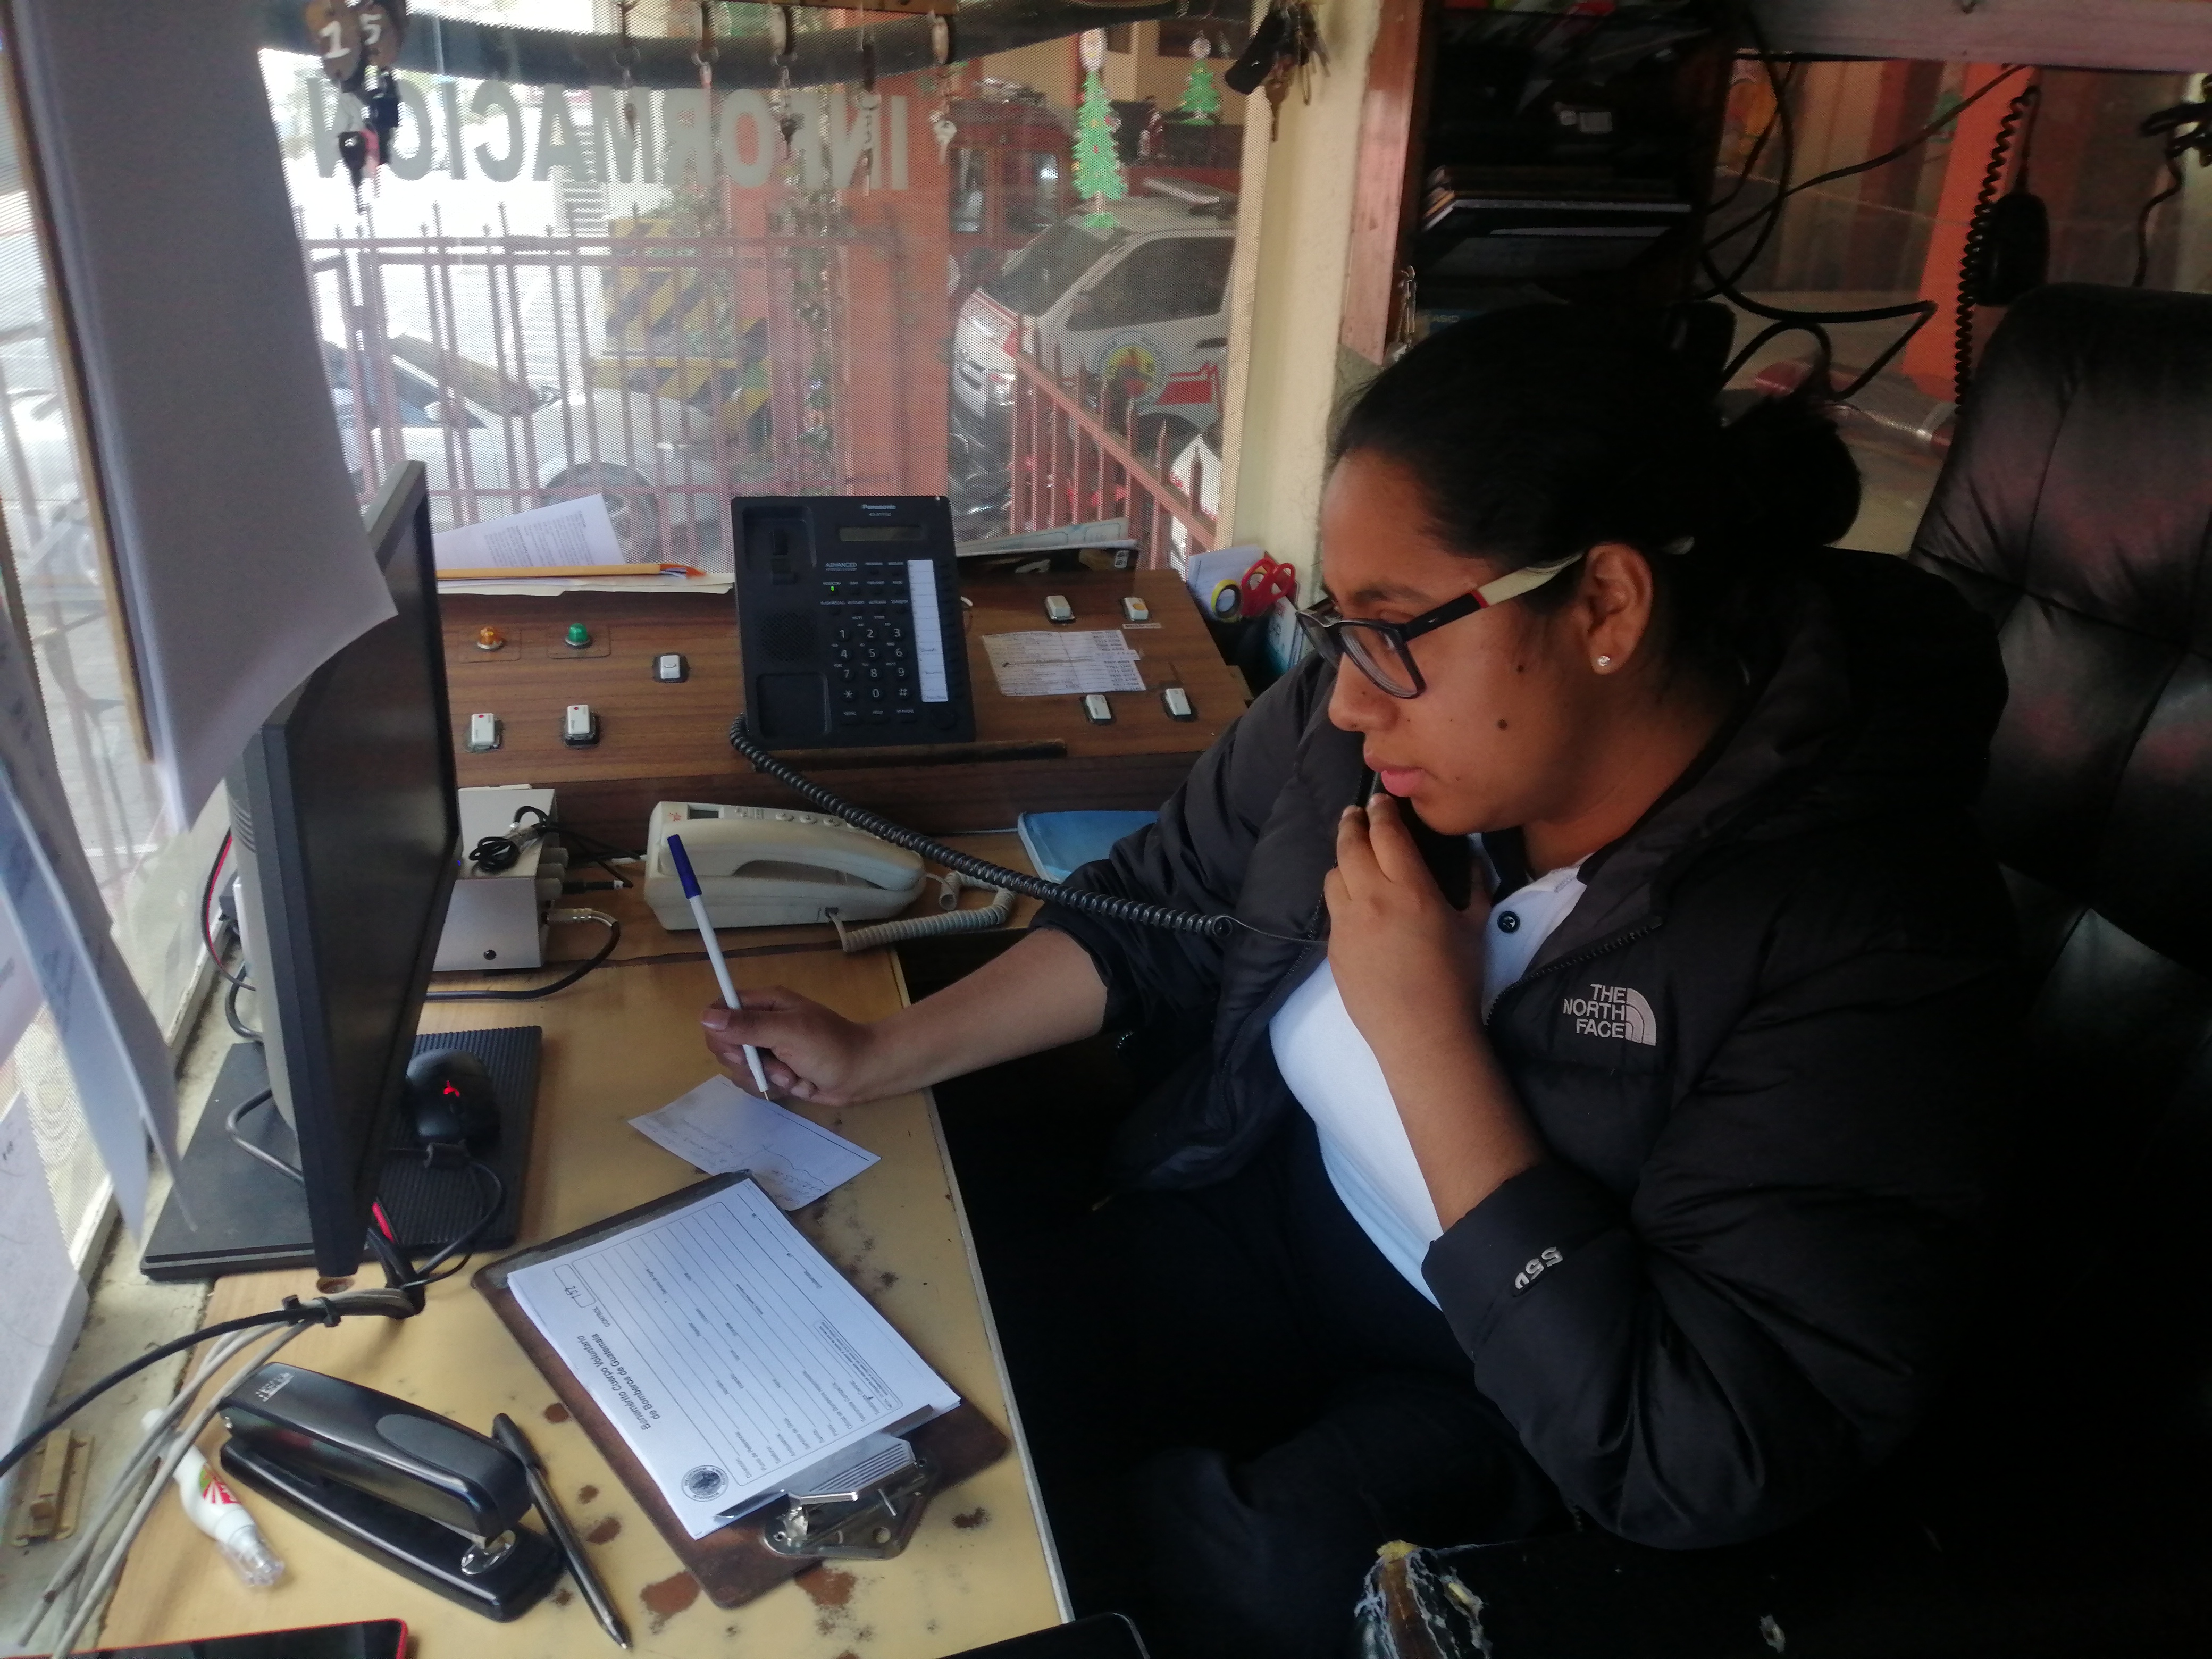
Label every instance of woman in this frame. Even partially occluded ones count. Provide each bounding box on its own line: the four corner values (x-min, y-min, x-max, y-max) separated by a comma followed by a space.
703, 307, 2017, 1655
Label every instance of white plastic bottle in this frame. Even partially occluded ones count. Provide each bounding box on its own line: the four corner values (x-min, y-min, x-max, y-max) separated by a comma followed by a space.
171, 1445, 285, 1588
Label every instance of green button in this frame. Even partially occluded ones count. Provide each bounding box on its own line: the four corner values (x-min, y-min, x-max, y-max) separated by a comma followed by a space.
565, 623, 591, 648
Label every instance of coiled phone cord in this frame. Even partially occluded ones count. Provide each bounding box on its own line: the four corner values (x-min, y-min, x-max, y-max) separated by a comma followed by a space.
726, 718, 1240, 940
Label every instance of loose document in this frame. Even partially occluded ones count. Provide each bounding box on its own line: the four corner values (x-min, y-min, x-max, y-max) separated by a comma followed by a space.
629, 1075, 878, 1209
431, 496, 626, 570
507, 1178, 958, 1539
983, 630, 1146, 696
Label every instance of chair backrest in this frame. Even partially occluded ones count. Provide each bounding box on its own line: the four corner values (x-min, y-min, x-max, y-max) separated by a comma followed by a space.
1909, 283, 2212, 1511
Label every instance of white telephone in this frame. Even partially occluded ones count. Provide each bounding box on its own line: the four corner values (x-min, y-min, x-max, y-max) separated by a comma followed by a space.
642, 800, 926, 930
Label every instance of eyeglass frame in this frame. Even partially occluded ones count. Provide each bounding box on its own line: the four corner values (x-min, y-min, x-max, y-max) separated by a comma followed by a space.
1295, 552, 1587, 699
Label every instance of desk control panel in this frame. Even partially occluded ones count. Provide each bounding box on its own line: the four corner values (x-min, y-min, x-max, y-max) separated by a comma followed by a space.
441, 569, 1252, 844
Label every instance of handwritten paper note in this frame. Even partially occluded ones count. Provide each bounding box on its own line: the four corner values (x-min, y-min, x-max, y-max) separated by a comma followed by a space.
982, 629, 1146, 697
0, 621, 179, 1232
630, 1076, 878, 1209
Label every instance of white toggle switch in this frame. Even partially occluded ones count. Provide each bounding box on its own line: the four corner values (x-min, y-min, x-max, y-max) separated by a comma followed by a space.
1162, 686, 1194, 720
655, 652, 688, 683
1044, 594, 1075, 624
562, 702, 600, 746
1121, 596, 1150, 624
1083, 693, 1113, 724
466, 711, 501, 752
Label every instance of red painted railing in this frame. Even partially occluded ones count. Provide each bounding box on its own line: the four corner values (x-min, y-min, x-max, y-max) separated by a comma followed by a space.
1007, 343, 1217, 569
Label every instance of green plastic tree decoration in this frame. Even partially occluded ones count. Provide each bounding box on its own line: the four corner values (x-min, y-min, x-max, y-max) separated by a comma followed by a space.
1178, 35, 1222, 123
1074, 30, 1126, 229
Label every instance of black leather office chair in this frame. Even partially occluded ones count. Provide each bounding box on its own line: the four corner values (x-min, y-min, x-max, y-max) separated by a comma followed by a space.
1361, 285, 2212, 1657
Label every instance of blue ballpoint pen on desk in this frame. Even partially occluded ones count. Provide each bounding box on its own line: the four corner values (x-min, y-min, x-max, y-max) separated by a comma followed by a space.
665, 833, 773, 1096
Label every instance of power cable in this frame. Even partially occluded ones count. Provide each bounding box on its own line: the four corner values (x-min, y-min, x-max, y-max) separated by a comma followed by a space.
200, 832, 248, 989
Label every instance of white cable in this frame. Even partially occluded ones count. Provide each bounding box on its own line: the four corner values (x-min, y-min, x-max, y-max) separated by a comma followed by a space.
19, 1326, 271, 1646
43, 1324, 306, 1658
832, 874, 1013, 953
30, 1328, 269, 1649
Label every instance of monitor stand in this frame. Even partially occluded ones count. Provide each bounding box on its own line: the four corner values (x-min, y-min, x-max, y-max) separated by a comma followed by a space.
140, 1027, 541, 1282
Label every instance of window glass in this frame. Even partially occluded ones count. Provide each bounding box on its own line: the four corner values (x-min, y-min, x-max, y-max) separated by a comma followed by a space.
982, 219, 1126, 315
950, 149, 987, 235
0, 40, 224, 1266
1080, 235, 1234, 329
1007, 151, 1063, 236
260, 3, 1254, 548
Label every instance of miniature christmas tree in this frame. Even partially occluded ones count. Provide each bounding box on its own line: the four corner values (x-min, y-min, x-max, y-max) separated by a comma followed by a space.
1073, 30, 1126, 229
1178, 35, 1222, 123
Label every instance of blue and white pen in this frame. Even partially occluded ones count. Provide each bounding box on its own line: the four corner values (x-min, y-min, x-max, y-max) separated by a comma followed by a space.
666, 833, 773, 1095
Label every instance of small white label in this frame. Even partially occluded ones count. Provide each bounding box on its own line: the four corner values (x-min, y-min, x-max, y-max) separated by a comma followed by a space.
907, 559, 949, 704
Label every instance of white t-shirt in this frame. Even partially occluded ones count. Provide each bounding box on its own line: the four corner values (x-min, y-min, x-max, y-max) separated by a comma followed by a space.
1267, 841, 1587, 1301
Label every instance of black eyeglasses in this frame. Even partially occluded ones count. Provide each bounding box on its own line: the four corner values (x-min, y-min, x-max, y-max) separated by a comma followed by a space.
1295, 554, 1585, 698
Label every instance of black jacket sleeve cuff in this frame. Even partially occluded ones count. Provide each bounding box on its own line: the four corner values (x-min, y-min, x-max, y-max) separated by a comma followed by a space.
1422, 1161, 1626, 1355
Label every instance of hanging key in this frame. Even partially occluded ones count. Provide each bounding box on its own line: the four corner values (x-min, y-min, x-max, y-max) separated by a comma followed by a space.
365, 67, 402, 168
337, 129, 370, 210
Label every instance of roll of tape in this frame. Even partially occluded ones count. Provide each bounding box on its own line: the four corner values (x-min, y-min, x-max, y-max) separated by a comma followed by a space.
1208, 579, 1242, 621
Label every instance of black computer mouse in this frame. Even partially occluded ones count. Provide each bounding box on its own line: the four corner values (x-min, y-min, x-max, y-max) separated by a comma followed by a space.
404, 1050, 500, 1151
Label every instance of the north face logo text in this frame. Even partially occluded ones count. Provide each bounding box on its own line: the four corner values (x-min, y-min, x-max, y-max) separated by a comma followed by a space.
1562, 983, 1657, 1045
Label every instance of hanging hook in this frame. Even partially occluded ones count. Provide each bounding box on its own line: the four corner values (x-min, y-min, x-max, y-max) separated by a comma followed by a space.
694, 0, 719, 90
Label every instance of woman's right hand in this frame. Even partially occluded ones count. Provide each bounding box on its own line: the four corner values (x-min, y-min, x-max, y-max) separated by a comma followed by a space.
701, 987, 889, 1105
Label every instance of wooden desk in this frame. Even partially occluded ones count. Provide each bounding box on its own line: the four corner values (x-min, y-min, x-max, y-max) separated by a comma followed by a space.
441, 568, 1247, 847
100, 940, 1065, 1656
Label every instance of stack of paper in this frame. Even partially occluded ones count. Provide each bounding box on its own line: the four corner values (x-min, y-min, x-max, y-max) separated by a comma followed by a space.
506, 1180, 958, 1539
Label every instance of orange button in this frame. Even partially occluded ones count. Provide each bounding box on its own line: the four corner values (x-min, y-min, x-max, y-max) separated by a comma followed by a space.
474, 626, 505, 651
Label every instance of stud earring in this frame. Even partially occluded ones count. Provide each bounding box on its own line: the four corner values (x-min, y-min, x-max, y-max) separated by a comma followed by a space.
1594, 654, 1614, 670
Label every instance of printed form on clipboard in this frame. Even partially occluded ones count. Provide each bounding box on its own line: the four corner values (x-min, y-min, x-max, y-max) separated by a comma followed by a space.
504, 1178, 960, 1539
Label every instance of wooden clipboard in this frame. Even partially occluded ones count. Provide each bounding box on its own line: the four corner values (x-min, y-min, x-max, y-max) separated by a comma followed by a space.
473, 1174, 1010, 1608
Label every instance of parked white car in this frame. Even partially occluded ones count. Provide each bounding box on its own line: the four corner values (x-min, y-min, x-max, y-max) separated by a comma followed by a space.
323, 341, 726, 561
952, 191, 1236, 443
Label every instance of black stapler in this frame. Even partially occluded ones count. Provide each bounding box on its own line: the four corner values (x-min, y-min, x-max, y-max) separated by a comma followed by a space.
215, 1364, 563, 1621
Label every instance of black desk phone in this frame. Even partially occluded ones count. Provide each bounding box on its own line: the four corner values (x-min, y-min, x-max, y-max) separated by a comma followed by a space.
734, 495, 977, 750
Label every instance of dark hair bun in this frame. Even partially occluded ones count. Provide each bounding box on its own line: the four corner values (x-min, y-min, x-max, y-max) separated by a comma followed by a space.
1719, 388, 1863, 551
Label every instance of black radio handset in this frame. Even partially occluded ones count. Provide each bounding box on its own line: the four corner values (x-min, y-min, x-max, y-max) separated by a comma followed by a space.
1957, 85, 2047, 399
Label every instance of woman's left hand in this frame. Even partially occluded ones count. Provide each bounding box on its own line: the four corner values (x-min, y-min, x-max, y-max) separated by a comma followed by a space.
1324, 793, 1489, 1057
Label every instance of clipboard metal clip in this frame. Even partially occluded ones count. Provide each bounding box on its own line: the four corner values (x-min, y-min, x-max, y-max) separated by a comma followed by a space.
760, 1449, 936, 1561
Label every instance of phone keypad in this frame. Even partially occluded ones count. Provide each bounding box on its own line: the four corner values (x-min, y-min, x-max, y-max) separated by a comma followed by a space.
823, 558, 921, 729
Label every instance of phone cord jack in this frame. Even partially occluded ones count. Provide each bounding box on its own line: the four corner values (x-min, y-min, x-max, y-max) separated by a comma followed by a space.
726, 718, 1239, 940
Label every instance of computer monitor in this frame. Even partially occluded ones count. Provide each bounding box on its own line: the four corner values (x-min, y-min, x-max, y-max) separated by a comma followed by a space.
229, 464, 460, 1276
144, 462, 470, 1280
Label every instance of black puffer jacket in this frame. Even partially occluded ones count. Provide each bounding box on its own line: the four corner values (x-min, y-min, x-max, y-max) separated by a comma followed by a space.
1035, 547, 2019, 1549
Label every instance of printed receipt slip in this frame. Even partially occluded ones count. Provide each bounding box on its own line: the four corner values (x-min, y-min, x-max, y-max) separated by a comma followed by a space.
505, 1177, 960, 1539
